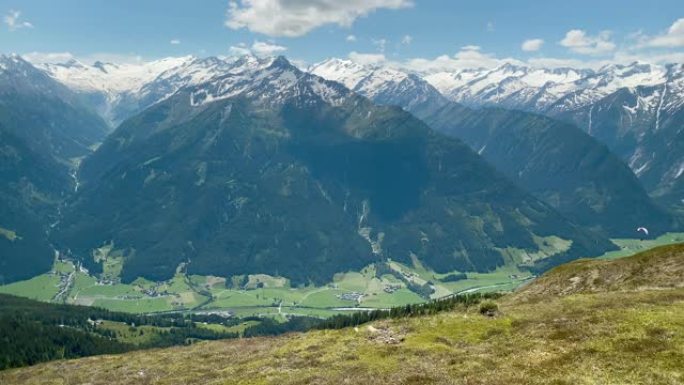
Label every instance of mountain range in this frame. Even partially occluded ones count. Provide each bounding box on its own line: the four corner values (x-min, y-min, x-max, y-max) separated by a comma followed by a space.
422, 61, 684, 211
37, 56, 684, 210
37, 56, 246, 126
1, 52, 681, 286
51, 56, 612, 284
310, 59, 676, 236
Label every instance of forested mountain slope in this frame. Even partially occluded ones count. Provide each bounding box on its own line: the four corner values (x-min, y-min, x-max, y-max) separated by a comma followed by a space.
53, 56, 613, 284
0, 55, 109, 283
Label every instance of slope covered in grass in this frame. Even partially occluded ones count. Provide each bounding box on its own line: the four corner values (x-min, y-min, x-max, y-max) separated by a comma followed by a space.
515, 243, 684, 300
3, 245, 684, 384
3, 290, 682, 384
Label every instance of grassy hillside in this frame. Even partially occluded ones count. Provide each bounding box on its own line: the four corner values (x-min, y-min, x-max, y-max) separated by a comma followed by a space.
3, 245, 684, 384
515, 243, 684, 300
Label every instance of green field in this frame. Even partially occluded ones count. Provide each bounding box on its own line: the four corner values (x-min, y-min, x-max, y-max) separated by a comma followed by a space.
360, 288, 424, 308
0, 274, 62, 302
196, 320, 260, 335
1, 233, 682, 317
96, 320, 172, 345
91, 297, 175, 313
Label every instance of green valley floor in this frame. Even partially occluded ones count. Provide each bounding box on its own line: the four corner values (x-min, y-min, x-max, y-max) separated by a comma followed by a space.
1, 233, 682, 318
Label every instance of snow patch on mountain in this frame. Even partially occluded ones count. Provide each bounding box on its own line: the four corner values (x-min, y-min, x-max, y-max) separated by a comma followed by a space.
36, 56, 194, 95
423, 61, 678, 115
188, 56, 349, 109
309, 58, 448, 113
310, 58, 412, 96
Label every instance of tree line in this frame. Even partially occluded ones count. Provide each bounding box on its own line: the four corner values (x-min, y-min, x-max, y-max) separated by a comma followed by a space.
316, 292, 501, 330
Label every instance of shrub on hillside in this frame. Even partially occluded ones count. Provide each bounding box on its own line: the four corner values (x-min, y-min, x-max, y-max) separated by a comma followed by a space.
479, 301, 499, 317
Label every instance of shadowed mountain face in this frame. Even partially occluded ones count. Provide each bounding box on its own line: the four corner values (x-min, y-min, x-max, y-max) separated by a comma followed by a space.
0, 55, 108, 161
290, 138, 429, 222
418, 61, 684, 213
554, 82, 684, 212
308, 60, 675, 237
421, 105, 676, 237
0, 126, 67, 284
0, 55, 109, 284
52, 57, 614, 285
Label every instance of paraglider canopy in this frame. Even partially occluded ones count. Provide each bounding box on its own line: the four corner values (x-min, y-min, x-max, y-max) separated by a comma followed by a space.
637, 227, 649, 236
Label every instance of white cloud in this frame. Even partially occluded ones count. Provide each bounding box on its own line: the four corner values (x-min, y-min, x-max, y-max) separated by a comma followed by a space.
170, 39, 181, 45
528, 50, 684, 70
229, 40, 287, 57
643, 18, 684, 48
526, 56, 599, 69
4, 10, 33, 31
348, 51, 387, 65
22, 18, 684, 78
560, 29, 615, 55
444, 47, 515, 68
22, 52, 75, 64
251, 40, 287, 56
401, 35, 412, 45
288, 58, 309, 70
521, 38, 544, 52
229, 42, 251, 56
401, 46, 684, 74
372, 38, 387, 53
346, 41, 649, 73
226, 0, 412, 37
611, 50, 684, 66
85, 53, 145, 64
401, 47, 521, 73
23, 52, 145, 65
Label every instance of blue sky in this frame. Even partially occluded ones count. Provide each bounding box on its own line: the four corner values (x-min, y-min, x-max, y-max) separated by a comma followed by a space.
2, 0, 683, 69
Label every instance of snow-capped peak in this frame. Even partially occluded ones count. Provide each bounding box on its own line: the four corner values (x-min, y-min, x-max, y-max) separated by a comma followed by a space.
309, 58, 415, 92
35, 55, 195, 95
308, 58, 372, 90
188, 55, 350, 108
0, 53, 36, 73
421, 60, 674, 113
309, 58, 447, 112
20, 53, 684, 133
0, 54, 67, 89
